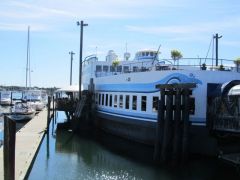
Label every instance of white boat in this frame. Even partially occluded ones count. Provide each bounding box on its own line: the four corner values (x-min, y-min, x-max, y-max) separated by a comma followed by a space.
0, 91, 11, 106
82, 49, 240, 155
9, 102, 36, 121
22, 90, 46, 111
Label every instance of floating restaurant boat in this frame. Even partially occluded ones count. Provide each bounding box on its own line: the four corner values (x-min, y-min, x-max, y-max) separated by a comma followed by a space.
9, 102, 36, 121
82, 48, 240, 155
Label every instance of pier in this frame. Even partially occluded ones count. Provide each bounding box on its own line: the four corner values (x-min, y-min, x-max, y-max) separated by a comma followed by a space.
0, 109, 51, 180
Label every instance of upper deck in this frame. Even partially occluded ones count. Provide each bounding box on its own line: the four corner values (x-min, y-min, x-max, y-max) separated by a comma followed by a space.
83, 55, 239, 78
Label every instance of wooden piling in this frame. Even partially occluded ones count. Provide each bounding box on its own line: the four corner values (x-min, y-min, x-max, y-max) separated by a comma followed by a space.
10, 92, 13, 105
160, 90, 173, 163
52, 96, 55, 119
154, 89, 165, 161
4, 116, 16, 180
172, 89, 181, 164
155, 83, 196, 164
182, 89, 190, 162
47, 96, 51, 131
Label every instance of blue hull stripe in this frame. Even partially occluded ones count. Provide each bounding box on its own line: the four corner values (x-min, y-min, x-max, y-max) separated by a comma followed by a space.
96, 73, 202, 92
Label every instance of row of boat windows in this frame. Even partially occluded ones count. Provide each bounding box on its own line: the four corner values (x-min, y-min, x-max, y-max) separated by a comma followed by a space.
96, 65, 143, 73
96, 65, 130, 73
96, 93, 159, 112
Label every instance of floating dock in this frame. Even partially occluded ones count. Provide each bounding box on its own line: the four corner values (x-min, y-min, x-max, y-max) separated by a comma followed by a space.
0, 109, 48, 180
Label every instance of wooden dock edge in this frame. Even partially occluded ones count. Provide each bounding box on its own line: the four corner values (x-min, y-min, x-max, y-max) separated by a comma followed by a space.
0, 109, 50, 180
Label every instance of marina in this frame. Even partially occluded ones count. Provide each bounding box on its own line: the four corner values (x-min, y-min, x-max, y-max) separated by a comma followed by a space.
1, 1, 240, 179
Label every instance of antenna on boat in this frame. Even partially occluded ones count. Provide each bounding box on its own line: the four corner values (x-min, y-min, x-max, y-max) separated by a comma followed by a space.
213, 33, 222, 66
124, 42, 130, 61
152, 44, 161, 65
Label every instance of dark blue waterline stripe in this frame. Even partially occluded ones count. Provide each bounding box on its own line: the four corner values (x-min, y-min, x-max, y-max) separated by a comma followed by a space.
96, 90, 160, 93
98, 109, 156, 121
97, 109, 206, 124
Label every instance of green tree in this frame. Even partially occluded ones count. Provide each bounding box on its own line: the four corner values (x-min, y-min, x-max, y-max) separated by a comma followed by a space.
234, 57, 240, 72
171, 50, 183, 68
112, 59, 120, 72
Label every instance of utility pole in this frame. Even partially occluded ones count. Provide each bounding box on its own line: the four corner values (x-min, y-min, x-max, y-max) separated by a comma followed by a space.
77, 20, 88, 100
213, 33, 222, 66
69, 51, 75, 86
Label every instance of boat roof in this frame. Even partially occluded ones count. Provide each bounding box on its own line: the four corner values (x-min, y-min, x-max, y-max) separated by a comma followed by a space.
136, 49, 159, 53
56, 85, 79, 93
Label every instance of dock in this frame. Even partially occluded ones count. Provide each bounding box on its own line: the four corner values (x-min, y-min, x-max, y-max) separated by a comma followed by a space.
0, 109, 48, 180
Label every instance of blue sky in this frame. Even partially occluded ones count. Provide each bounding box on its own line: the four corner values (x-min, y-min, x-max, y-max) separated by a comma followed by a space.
1, 0, 240, 87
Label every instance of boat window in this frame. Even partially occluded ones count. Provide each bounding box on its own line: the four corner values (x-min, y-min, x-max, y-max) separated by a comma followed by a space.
95, 93, 98, 105
106, 94, 108, 106
123, 66, 129, 73
114, 95, 118, 107
125, 95, 129, 109
141, 96, 147, 111
102, 94, 104, 106
110, 66, 115, 72
96, 65, 102, 72
146, 52, 149, 56
98, 93, 101, 105
133, 66, 138, 72
132, 95, 137, 110
150, 52, 153, 56
103, 65, 109, 72
152, 96, 159, 112
110, 94, 112, 107
117, 66, 122, 72
142, 52, 145, 56
119, 95, 123, 108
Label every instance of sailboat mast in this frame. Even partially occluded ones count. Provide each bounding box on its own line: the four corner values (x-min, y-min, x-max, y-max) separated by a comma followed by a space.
26, 26, 30, 89
28, 27, 31, 89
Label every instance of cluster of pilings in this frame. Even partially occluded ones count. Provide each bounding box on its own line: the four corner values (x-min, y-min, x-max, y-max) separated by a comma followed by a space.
154, 83, 196, 165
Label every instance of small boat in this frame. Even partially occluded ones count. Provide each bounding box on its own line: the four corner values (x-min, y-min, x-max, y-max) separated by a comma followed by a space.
9, 102, 36, 121
22, 90, 46, 111
0, 91, 11, 106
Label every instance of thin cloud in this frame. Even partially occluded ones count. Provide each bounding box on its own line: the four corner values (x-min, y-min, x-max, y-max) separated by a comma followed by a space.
126, 17, 240, 36
0, 23, 49, 31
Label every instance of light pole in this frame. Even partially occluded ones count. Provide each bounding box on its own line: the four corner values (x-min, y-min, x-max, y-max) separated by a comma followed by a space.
77, 20, 88, 101
69, 51, 75, 86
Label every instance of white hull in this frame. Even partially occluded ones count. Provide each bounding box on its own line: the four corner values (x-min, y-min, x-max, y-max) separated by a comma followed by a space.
9, 112, 35, 121
0, 99, 11, 106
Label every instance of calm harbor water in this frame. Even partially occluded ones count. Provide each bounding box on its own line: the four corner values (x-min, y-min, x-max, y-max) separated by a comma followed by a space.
27, 111, 239, 180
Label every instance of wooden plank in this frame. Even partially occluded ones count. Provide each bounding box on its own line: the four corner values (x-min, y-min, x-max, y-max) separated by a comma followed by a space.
0, 109, 48, 180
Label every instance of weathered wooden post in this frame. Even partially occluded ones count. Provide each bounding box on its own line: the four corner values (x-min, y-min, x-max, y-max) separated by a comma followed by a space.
10, 92, 13, 105
172, 88, 182, 164
47, 96, 51, 132
160, 89, 173, 163
52, 96, 55, 119
154, 88, 165, 161
4, 116, 16, 180
182, 88, 190, 162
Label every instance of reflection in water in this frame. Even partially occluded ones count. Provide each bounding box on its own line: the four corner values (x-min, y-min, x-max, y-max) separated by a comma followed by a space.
28, 112, 239, 180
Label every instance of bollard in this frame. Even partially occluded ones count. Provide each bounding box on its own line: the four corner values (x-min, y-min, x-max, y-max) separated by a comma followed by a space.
4, 116, 16, 180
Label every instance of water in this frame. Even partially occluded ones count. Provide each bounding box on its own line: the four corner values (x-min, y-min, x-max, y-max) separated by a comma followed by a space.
27, 112, 240, 180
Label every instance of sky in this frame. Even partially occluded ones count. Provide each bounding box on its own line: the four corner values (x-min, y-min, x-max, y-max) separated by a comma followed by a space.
1, 0, 240, 87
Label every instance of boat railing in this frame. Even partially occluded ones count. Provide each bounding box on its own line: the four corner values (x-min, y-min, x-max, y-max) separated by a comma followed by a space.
94, 58, 238, 77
